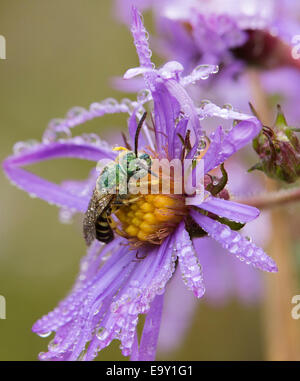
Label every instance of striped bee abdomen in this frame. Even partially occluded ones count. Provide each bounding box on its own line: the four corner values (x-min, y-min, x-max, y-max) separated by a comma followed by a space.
95, 212, 114, 244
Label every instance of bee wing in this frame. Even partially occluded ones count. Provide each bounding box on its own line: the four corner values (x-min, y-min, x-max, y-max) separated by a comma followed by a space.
83, 189, 114, 246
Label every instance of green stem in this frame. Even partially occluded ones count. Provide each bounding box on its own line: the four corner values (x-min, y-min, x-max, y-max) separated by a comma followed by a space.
236, 186, 300, 209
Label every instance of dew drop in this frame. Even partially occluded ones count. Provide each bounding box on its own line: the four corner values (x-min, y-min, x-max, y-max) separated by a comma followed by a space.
90, 102, 105, 114
39, 352, 47, 360
93, 303, 102, 315
59, 209, 74, 224
13, 139, 39, 155
102, 98, 118, 107
137, 89, 151, 103
96, 327, 109, 341
48, 340, 59, 351
199, 99, 211, 109
66, 106, 87, 119
197, 138, 207, 152
43, 126, 71, 143
61, 307, 69, 315
121, 98, 135, 113
222, 103, 233, 111
47, 118, 65, 130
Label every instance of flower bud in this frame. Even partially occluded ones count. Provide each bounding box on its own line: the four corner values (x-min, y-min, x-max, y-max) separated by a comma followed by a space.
250, 105, 300, 183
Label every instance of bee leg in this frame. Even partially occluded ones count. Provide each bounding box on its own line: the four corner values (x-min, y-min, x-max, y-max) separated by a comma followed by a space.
122, 196, 141, 205
107, 216, 127, 238
114, 227, 128, 238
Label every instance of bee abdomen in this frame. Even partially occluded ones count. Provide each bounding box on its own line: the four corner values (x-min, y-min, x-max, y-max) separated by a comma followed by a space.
95, 214, 114, 244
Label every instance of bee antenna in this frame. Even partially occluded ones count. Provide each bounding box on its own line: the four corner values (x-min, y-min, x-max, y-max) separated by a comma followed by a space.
135, 112, 147, 156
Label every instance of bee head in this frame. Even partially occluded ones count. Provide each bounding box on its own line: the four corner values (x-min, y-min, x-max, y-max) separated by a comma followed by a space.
117, 150, 152, 179
138, 153, 152, 169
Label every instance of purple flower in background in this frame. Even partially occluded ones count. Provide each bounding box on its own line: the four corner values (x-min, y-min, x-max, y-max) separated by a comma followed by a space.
3, 8, 277, 361
115, 0, 300, 125
118, 0, 300, 71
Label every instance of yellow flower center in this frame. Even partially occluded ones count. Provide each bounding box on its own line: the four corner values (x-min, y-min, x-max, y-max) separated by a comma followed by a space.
115, 194, 187, 246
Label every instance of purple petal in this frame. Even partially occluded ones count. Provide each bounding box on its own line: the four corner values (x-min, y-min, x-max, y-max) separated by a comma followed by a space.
174, 222, 206, 298
33, 235, 177, 360
165, 79, 202, 141
59, 169, 98, 222
198, 102, 255, 121
43, 98, 136, 135
5, 141, 115, 167
109, 236, 176, 357
180, 64, 219, 86
32, 240, 132, 336
153, 81, 180, 153
114, 0, 152, 25
158, 61, 184, 79
190, 211, 278, 273
137, 294, 164, 361
171, 117, 189, 159
4, 166, 88, 212
124, 66, 153, 79
193, 196, 260, 223
130, 7, 203, 153
3, 141, 114, 211
130, 332, 139, 361
36, 245, 139, 361
131, 7, 153, 69
204, 118, 261, 173
111, 75, 144, 93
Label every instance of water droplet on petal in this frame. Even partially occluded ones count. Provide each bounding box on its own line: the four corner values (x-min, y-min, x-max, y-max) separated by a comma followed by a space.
90, 102, 105, 114
13, 139, 39, 155
96, 327, 109, 341
137, 89, 151, 103
43, 126, 71, 143
199, 99, 211, 109
93, 304, 102, 316
121, 98, 135, 113
47, 118, 65, 130
48, 340, 59, 351
102, 98, 118, 107
66, 106, 87, 119
39, 352, 47, 360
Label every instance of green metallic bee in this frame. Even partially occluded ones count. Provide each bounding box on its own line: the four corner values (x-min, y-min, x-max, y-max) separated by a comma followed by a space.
83, 112, 153, 246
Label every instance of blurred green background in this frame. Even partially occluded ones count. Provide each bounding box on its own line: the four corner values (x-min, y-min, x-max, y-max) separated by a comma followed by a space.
0, 0, 290, 361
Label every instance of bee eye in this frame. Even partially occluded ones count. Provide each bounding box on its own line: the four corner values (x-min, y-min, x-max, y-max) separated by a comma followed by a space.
138, 153, 151, 165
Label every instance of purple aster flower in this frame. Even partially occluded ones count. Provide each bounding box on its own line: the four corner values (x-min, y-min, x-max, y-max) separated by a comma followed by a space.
125, 0, 300, 71
115, 0, 300, 125
3, 7, 277, 361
